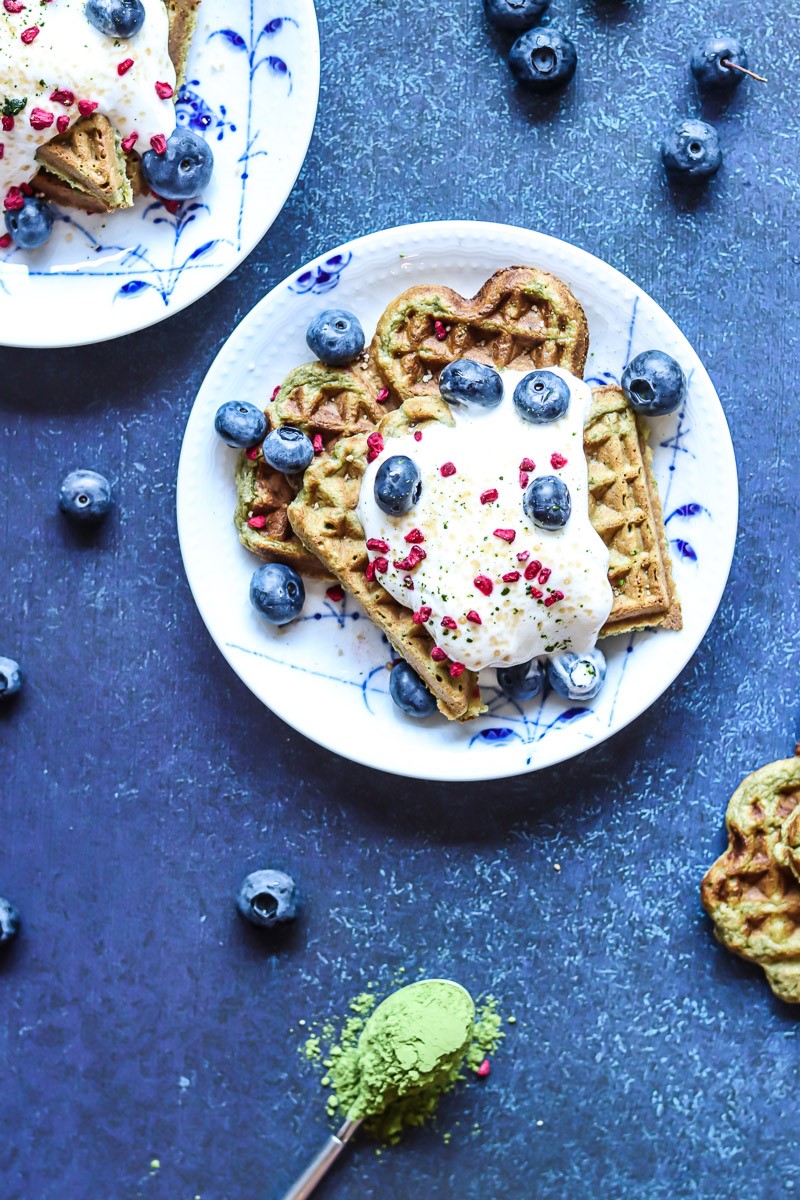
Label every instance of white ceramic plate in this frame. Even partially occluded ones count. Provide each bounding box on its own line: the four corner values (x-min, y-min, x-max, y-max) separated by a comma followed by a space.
0, 0, 319, 348
177, 221, 738, 782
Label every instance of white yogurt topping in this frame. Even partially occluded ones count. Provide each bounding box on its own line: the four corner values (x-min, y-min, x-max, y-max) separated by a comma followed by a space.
357, 367, 613, 673
0, 0, 175, 197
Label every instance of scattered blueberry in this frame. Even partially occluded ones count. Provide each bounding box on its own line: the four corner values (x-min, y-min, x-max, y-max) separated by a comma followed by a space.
509, 27, 577, 92
661, 118, 722, 180
484, 0, 549, 31
250, 563, 305, 625
236, 869, 298, 928
524, 475, 571, 530
439, 359, 503, 410
547, 649, 607, 701
0, 897, 20, 946
58, 470, 113, 523
141, 130, 214, 200
513, 370, 570, 423
389, 662, 437, 718
4, 197, 54, 250
84, 0, 146, 38
496, 658, 546, 702
374, 455, 422, 517
306, 310, 365, 366
0, 658, 22, 702
262, 426, 314, 473
622, 350, 687, 416
691, 35, 749, 93
214, 401, 267, 449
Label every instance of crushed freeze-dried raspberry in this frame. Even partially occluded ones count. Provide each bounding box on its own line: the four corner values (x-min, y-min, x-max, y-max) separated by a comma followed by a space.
244, 446, 259, 460
56, 114, 70, 133
118, 59, 134, 76
4, 0, 25, 12
412, 605, 432, 624
50, 88, 75, 106
493, 528, 516, 543
449, 661, 465, 678
466, 610, 482, 625
1, 116, 13, 132
539, 566, 551, 584
404, 528, 424, 543
365, 561, 376, 582
313, 434, 323, 454
402, 576, 414, 590
366, 538, 389, 553
393, 545, 426, 571
517, 550, 530, 563
544, 591, 564, 607
413, 430, 423, 442
121, 132, 139, 153
474, 575, 493, 596
150, 132, 167, 155
269, 385, 280, 402
441, 616, 457, 630
434, 319, 447, 341
78, 99, 98, 117
4, 187, 24, 211
376, 387, 390, 403
246, 515, 267, 529
155, 81, 174, 99
480, 488, 498, 505
502, 571, 520, 583
440, 461, 456, 477
373, 557, 388, 573
0, 233, 11, 249
519, 471, 529, 489
529, 587, 543, 599
476, 1059, 491, 1078
20, 25, 39, 42
29, 107, 54, 130
326, 585, 344, 603
523, 560, 542, 581
550, 452, 568, 469
367, 432, 384, 454
520, 457, 535, 471
430, 646, 448, 662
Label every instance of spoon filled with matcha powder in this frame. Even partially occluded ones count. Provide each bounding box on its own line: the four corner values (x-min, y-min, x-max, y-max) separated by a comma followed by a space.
281, 979, 476, 1200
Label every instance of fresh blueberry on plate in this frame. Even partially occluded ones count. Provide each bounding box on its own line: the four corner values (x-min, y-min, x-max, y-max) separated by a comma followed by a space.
374, 455, 422, 516
0, 658, 22, 702
261, 426, 314, 473
306, 310, 365, 366
484, 0, 549, 32
58, 470, 113, 523
691, 35, 750, 92
496, 658, 546, 702
514, 370, 570, 423
236, 869, 298, 928
141, 130, 214, 200
661, 118, 722, 180
389, 661, 437, 718
547, 649, 607, 701
622, 350, 687, 416
5, 197, 54, 250
250, 563, 305, 625
0, 897, 20, 946
214, 401, 267, 449
509, 27, 577, 92
439, 359, 503, 410
84, 0, 146, 38
524, 475, 571, 529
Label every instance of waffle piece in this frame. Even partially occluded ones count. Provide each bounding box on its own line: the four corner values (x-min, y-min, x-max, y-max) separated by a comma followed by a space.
587, 387, 682, 636
371, 266, 589, 400
234, 360, 397, 577
31, 0, 201, 212
701, 751, 800, 1004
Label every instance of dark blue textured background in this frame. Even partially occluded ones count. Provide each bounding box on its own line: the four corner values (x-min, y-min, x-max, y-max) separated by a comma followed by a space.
2, 1, 799, 1197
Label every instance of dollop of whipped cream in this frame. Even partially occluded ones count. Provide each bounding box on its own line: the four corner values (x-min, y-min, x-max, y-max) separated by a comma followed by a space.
357, 367, 613, 673
0, 0, 175, 197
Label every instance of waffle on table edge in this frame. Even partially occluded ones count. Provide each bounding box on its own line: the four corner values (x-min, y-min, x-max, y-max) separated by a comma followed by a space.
31, 0, 201, 214
701, 751, 800, 1004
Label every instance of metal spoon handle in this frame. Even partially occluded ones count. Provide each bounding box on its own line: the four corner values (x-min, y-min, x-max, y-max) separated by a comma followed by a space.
279, 1117, 362, 1200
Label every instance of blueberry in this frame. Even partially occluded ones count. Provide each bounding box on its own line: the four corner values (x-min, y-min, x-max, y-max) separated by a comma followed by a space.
236, 869, 298, 928
58, 470, 113, 523
4, 197, 54, 250
547, 649, 607, 701
661, 119, 722, 181
84, 0, 146, 37
374, 455, 421, 517
513, 370, 570, 423
691, 35, 748, 93
484, 0, 549, 32
250, 562, 305, 625
439, 359, 503, 410
0, 658, 22, 702
214, 401, 267, 449
262, 426, 315, 474
509, 27, 577, 92
0, 897, 20, 946
622, 351, 687, 416
524, 475, 571, 530
389, 661, 437, 718
306, 310, 365, 366
141, 130, 214, 201
496, 658, 546, 703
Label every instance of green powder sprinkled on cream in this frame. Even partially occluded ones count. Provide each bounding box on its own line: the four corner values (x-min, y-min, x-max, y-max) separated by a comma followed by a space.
299, 981, 507, 1145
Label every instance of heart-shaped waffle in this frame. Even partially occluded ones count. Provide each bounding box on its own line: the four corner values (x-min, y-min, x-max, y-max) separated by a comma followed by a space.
701, 750, 800, 1004
371, 266, 589, 400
